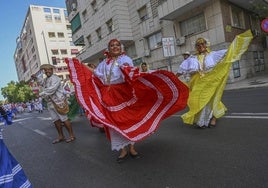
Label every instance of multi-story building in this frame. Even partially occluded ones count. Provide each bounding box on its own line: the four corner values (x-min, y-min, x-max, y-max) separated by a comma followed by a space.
14, 5, 82, 82
65, 0, 267, 83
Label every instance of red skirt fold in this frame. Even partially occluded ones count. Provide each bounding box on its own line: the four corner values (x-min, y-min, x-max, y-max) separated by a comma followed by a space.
65, 58, 189, 142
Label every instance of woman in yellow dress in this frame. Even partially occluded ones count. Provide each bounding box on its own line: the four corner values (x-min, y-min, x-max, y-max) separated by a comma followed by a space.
179, 30, 253, 128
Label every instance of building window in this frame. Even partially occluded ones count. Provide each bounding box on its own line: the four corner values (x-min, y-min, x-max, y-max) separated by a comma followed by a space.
232, 61, 240, 78
54, 15, 62, 22
125, 44, 137, 57
43, 8, 51, 13
82, 9, 88, 21
253, 51, 265, 72
180, 13, 206, 36
48, 32, 56, 38
57, 32, 65, 38
29, 38, 33, 45
138, 6, 148, 21
106, 19, 114, 33
45, 14, 52, 22
66, 25, 72, 30
148, 32, 162, 50
86, 35, 92, 46
64, 10, 68, 18
60, 49, 68, 55
22, 56, 26, 73
33, 54, 37, 61
91, 0, 97, 13
67, 33, 72, 39
51, 49, 59, 55
96, 28, 102, 40
53, 9, 60, 14
230, 6, 245, 29
52, 57, 57, 65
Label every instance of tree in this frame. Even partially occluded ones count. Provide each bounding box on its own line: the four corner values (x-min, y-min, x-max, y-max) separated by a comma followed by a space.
1, 81, 37, 103
250, 2, 268, 19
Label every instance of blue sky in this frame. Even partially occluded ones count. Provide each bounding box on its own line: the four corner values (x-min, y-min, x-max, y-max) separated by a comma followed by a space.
0, 0, 66, 100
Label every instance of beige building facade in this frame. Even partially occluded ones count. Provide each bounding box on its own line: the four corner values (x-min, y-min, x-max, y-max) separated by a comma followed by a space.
66, 0, 267, 83
14, 5, 82, 82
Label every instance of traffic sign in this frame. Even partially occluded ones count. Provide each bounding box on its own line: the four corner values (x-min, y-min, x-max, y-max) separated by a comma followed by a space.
261, 18, 268, 33
162, 37, 175, 57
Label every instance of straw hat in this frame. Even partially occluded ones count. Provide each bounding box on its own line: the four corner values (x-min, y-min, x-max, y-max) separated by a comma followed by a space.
182, 51, 190, 55
40, 64, 55, 70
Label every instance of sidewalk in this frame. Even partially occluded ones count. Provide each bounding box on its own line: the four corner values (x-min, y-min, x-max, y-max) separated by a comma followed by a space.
225, 73, 268, 90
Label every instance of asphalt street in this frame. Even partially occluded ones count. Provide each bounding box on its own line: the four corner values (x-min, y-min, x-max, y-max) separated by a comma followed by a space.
2, 87, 268, 188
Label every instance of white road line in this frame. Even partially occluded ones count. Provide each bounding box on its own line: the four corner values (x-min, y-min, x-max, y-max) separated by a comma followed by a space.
222, 116, 268, 119
37, 117, 52, 120
228, 113, 268, 115
12, 117, 32, 122
34, 129, 47, 136
172, 113, 268, 119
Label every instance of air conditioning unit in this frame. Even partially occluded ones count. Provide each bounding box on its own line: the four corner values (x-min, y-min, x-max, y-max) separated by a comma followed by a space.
176, 36, 186, 46
71, 3, 77, 12
144, 50, 151, 57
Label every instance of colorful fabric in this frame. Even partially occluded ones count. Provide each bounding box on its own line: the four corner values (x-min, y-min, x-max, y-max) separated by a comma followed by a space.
0, 107, 12, 126
181, 30, 253, 124
67, 95, 81, 121
0, 130, 32, 188
65, 58, 189, 142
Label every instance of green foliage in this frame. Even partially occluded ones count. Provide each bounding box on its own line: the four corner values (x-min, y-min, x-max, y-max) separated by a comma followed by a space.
1, 81, 37, 103
250, 3, 268, 19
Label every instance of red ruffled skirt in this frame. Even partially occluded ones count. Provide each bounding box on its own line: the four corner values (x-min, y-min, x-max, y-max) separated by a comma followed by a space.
65, 58, 189, 142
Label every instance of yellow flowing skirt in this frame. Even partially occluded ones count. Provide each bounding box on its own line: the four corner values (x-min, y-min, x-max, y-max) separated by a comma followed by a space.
181, 30, 253, 125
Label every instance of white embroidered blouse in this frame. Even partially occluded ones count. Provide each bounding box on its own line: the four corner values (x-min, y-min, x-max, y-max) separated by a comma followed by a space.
94, 55, 133, 85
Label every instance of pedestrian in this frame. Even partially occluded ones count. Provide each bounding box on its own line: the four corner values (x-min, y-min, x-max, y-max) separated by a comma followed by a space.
180, 30, 253, 128
176, 51, 191, 81
65, 39, 189, 163
32, 64, 76, 144
87, 63, 97, 70
140, 62, 149, 73
0, 106, 32, 188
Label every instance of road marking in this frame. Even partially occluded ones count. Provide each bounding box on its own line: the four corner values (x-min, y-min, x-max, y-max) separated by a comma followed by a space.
12, 117, 31, 122
37, 117, 52, 120
0, 117, 32, 125
228, 113, 268, 115
172, 113, 268, 119
34, 129, 47, 136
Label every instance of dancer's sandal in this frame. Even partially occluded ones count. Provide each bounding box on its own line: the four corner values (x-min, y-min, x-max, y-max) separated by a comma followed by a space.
116, 152, 128, 163
52, 138, 65, 144
130, 152, 141, 159
65, 137, 76, 143
209, 118, 217, 127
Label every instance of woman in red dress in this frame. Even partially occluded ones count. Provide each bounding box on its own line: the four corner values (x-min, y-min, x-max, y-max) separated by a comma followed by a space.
65, 39, 189, 163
